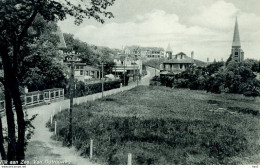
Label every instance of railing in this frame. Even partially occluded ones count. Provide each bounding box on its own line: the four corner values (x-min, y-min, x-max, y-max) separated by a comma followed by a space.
0, 88, 64, 114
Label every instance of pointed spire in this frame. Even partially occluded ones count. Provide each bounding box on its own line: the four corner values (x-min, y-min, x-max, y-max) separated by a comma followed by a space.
232, 17, 241, 47
56, 26, 67, 49
166, 43, 172, 52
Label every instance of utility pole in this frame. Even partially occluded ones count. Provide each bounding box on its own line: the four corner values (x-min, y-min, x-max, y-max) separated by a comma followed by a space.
123, 59, 126, 86
133, 60, 135, 82
68, 56, 75, 147
101, 63, 104, 98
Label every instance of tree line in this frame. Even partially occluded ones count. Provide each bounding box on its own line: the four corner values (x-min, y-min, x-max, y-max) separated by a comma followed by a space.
0, 0, 115, 164
155, 59, 260, 97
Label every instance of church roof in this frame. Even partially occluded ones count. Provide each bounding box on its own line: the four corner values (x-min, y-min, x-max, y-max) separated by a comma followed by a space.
56, 26, 67, 49
232, 17, 241, 47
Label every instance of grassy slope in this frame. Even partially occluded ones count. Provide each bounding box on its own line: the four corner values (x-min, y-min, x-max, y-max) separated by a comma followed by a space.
49, 86, 260, 165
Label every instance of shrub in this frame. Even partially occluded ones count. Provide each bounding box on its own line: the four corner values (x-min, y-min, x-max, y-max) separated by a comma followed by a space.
65, 80, 121, 98
160, 76, 174, 87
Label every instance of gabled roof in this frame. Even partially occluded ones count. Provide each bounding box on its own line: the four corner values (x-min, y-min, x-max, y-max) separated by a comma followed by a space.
232, 17, 241, 47
175, 52, 187, 56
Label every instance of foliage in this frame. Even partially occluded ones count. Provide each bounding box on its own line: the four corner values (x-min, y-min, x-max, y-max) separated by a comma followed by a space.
160, 60, 260, 97
19, 20, 67, 91
63, 33, 117, 75
160, 76, 174, 87
143, 58, 165, 69
119, 73, 130, 86
66, 80, 122, 98
0, 0, 115, 163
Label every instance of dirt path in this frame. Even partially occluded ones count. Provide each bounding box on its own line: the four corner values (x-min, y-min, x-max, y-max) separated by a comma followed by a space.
24, 67, 154, 165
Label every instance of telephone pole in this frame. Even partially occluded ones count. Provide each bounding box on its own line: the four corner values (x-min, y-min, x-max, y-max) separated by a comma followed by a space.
101, 63, 104, 98
68, 57, 75, 147
123, 60, 126, 86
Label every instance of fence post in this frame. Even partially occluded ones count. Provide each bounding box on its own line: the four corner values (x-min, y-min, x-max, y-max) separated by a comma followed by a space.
49, 91, 51, 101
50, 114, 53, 125
37, 93, 40, 104
24, 95, 27, 105
90, 139, 93, 159
54, 121, 57, 135
127, 153, 132, 165
77, 99, 79, 105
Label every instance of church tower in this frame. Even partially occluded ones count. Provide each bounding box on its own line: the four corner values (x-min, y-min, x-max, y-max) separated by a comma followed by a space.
166, 43, 173, 59
231, 17, 244, 62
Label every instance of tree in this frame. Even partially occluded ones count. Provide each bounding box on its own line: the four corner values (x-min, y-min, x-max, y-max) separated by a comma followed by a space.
0, 0, 115, 163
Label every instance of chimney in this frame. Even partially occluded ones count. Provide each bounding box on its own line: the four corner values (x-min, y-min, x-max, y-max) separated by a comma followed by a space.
207, 57, 209, 63
221, 58, 223, 62
191, 51, 194, 59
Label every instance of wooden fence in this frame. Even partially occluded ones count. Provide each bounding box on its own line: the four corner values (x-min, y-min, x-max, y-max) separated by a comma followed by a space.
0, 88, 64, 114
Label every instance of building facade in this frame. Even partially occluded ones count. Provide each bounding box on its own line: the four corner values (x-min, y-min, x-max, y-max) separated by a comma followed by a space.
230, 17, 244, 62
160, 52, 194, 75
64, 53, 100, 82
112, 53, 142, 76
123, 46, 165, 60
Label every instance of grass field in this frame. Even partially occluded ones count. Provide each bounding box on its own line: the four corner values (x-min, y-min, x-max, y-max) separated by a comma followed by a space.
48, 86, 260, 165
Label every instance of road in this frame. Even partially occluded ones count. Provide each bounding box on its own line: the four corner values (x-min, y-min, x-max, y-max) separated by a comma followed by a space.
24, 66, 157, 165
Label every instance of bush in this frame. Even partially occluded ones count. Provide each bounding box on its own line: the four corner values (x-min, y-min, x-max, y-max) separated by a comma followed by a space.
159, 60, 260, 98
65, 80, 121, 98
150, 76, 161, 86
160, 76, 174, 87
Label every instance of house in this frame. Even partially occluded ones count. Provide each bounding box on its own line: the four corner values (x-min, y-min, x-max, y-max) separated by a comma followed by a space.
160, 52, 194, 75
64, 54, 100, 82
123, 46, 165, 60
112, 53, 142, 77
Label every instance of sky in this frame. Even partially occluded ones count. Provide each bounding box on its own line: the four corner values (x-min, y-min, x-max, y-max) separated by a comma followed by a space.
58, 0, 260, 62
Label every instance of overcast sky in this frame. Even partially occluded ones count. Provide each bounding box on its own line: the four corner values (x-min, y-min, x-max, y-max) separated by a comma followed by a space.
58, 0, 260, 62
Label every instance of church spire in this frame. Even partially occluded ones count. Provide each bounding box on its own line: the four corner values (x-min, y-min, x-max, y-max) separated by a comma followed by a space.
232, 17, 241, 47
166, 43, 172, 52
56, 26, 67, 49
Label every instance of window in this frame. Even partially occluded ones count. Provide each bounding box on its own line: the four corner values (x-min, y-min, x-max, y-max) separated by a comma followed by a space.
235, 52, 239, 56
80, 70, 83, 75
180, 64, 183, 69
